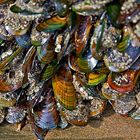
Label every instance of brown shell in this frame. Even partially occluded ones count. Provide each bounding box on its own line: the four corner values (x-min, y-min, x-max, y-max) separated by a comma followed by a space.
75, 16, 92, 55
52, 64, 77, 110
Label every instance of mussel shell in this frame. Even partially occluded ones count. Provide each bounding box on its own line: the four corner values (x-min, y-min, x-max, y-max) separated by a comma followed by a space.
75, 16, 92, 55
58, 115, 68, 129
69, 50, 98, 73
26, 82, 45, 107
55, 30, 71, 62
37, 46, 55, 64
104, 25, 140, 72
0, 25, 13, 40
36, 16, 67, 32
5, 13, 30, 36
106, 2, 121, 26
31, 27, 51, 46
0, 46, 23, 69
110, 95, 137, 115
22, 46, 36, 82
9, 4, 43, 15
60, 98, 89, 126
131, 107, 140, 120
54, 0, 70, 17
0, 0, 15, 5
0, 47, 24, 92
0, 108, 5, 123
101, 82, 123, 100
87, 72, 107, 86
130, 57, 140, 70
34, 90, 59, 130
72, 74, 94, 100
0, 46, 36, 93
89, 97, 106, 117
52, 65, 77, 110
37, 41, 55, 64
5, 23, 30, 36
43, 0, 56, 18
104, 45, 140, 72
72, 0, 108, 16
15, 33, 31, 48
107, 70, 140, 93
6, 107, 26, 124
118, 1, 140, 24
40, 60, 60, 81
0, 92, 17, 107
136, 93, 140, 106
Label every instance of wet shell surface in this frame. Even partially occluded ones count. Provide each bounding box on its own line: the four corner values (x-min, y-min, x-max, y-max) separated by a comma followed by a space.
0, 1, 140, 140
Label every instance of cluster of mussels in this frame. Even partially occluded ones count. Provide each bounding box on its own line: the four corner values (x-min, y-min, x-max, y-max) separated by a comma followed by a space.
0, 0, 140, 140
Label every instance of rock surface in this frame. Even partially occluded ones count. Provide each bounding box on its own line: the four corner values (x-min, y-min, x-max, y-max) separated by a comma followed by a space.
0, 106, 139, 140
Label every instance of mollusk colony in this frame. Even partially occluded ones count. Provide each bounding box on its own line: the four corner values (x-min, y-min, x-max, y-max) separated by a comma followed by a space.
0, 0, 140, 140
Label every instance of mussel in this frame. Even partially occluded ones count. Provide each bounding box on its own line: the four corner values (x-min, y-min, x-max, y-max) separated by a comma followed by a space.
104, 26, 140, 72
0, 108, 5, 124
69, 50, 98, 73
72, 0, 112, 16
59, 94, 89, 126
107, 70, 140, 93
110, 95, 137, 116
6, 106, 26, 124
29, 86, 59, 140
89, 97, 106, 118
52, 64, 77, 110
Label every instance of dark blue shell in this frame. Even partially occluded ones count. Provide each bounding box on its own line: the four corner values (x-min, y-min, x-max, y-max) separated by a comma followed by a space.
126, 42, 140, 63
130, 57, 140, 70
15, 33, 31, 48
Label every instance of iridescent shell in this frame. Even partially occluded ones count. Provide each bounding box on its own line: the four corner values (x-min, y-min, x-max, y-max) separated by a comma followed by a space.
52, 64, 77, 110
68, 50, 98, 73
15, 32, 31, 48
75, 16, 92, 55
87, 72, 107, 86
107, 70, 140, 93
40, 60, 60, 81
6, 107, 26, 124
90, 18, 121, 59
0, 47, 24, 92
104, 26, 140, 72
130, 57, 140, 70
34, 89, 59, 130
0, 46, 36, 92
36, 16, 67, 32
37, 37, 55, 64
22, 46, 36, 82
60, 95, 89, 126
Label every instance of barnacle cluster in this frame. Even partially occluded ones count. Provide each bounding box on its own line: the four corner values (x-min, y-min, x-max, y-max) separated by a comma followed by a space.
0, 0, 140, 140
